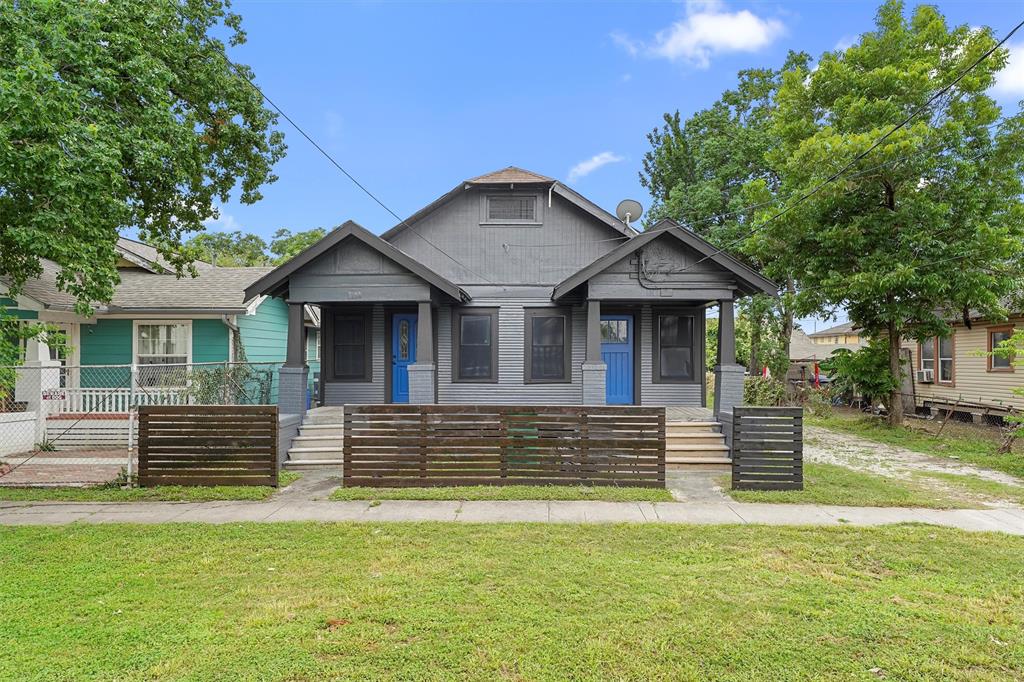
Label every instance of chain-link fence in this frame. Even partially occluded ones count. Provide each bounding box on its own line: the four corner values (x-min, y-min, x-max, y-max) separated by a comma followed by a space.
0, 361, 283, 487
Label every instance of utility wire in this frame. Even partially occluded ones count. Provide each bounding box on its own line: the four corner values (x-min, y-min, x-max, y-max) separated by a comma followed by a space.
165, 1, 494, 284
675, 17, 1024, 275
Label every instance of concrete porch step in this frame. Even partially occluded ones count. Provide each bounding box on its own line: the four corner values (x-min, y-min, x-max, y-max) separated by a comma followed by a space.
299, 424, 345, 436
666, 433, 726, 446
287, 447, 343, 461
666, 443, 730, 453
666, 420, 720, 429
291, 435, 344, 449
284, 459, 344, 470
666, 455, 731, 471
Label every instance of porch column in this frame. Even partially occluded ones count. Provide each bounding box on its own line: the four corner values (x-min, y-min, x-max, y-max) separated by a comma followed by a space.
582, 299, 606, 405
713, 298, 744, 418
408, 300, 436, 404
279, 301, 309, 417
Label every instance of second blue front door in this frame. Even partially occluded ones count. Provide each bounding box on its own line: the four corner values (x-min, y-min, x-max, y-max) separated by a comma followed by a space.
391, 313, 417, 403
601, 315, 634, 405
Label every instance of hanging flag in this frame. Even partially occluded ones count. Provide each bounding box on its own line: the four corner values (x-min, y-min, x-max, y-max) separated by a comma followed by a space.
813, 362, 821, 388
762, 365, 771, 379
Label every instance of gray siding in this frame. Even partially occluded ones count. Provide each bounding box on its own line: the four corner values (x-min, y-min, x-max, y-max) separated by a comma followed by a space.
437, 299, 586, 404
291, 240, 430, 303
388, 188, 626, 287
640, 306, 704, 406
323, 304, 387, 404
589, 238, 737, 302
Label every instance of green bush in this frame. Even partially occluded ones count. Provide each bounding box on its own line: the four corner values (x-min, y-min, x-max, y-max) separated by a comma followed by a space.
743, 376, 786, 406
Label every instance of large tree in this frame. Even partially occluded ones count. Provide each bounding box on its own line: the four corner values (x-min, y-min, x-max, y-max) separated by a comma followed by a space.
751, 0, 1024, 425
0, 0, 286, 314
640, 52, 809, 376
185, 231, 271, 267
270, 227, 327, 265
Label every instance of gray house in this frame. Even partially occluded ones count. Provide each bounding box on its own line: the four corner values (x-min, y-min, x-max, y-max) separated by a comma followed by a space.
245, 167, 776, 465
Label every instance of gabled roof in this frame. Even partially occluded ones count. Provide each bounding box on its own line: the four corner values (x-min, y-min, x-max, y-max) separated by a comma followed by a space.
378, 166, 637, 241
790, 329, 864, 361
552, 219, 778, 300
808, 321, 860, 337
243, 220, 469, 302
465, 166, 555, 184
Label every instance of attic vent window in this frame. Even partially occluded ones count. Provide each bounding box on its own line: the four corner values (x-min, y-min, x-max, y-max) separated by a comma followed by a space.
485, 195, 538, 224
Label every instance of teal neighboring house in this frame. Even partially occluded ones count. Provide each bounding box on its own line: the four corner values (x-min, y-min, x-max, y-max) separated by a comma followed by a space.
2, 238, 319, 410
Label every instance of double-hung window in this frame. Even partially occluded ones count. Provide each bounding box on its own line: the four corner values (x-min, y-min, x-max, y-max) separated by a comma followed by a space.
988, 327, 1014, 372
135, 322, 190, 386
921, 336, 954, 383
453, 309, 498, 382
654, 313, 695, 382
525, 308, 571, 383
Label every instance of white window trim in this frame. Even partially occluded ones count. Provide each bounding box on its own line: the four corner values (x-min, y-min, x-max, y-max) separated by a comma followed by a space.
132, 319, 193, 367
314, 330, 321, 362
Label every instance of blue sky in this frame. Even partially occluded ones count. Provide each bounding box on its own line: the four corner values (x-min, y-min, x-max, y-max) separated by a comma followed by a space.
210, 0, 1024, 330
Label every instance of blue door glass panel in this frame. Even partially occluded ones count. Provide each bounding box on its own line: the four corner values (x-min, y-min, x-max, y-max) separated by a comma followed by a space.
391, 314, 417, 403
601, 315, 633, 405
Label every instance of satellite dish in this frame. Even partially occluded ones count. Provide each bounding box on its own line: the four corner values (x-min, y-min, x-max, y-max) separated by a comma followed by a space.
616, 199, 644, 228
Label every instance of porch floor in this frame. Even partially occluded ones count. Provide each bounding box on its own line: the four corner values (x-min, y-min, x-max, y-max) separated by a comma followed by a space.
305, 405, 715, 422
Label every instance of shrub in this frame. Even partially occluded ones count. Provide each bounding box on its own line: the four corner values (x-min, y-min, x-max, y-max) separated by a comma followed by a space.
744, 376, 786, 406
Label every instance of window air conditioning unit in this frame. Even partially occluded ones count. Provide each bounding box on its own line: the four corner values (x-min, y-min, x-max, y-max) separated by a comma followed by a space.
915, 369, 934, 384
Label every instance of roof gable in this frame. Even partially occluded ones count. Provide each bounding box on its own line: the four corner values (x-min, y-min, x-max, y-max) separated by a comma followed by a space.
243, 220, 468, 302
466, 166, 555, 184
552, 220, 777, 300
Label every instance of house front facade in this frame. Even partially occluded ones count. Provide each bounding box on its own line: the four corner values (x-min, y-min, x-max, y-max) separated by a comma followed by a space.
247, 167, 776, 419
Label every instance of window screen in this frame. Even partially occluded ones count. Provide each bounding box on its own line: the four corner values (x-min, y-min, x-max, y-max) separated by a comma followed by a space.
487, 196, 536, 222
920, 338, 935, 370
333, 314, 368, 380
657, 315, 694, 381
527, 313, 568, 382
457, 313, 495, 380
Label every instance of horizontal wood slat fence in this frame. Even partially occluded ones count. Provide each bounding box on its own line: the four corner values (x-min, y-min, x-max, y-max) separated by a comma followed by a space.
343, 404, 665, 488
138, 405, 278, 487
731, 407, 803, 491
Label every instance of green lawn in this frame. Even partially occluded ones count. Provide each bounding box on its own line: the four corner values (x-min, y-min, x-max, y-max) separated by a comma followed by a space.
0, 471, 300, 502
331, 484, 674, 502
809, 412, 1024, 478
724, 462, 1024, 509
2, 523, 1022, 680
723, 462, 977, 508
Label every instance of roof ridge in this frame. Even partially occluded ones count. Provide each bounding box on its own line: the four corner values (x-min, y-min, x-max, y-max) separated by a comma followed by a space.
465, 166, 556, 184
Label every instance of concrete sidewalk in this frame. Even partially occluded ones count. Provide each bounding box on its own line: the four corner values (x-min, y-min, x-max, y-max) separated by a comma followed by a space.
1, 498, 1022, 534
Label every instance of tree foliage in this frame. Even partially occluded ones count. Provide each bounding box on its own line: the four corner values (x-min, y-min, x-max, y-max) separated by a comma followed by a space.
185, 231, 271, 267
640, 52, 811, 372
0, 0, 286, 314
270, 228, 327, 265
820, 342, 899, 411
750, 0, 1024, 424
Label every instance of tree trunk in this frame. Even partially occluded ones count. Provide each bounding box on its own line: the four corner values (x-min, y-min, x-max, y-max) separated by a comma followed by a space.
887, 319, 904, 427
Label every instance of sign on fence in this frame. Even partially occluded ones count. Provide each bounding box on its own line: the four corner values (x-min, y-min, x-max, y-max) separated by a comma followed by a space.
731, 407, 803, 491
138, 405, 278, 487
342, 404, 665, 488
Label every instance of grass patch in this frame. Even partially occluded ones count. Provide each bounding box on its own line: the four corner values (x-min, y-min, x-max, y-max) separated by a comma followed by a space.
913, 471, 1024, 506
809, 412, 1024, 479
2, 523, 1023, 680
0, 471, 300, 502
723, 462, 974, 508
330, 484, 673, 502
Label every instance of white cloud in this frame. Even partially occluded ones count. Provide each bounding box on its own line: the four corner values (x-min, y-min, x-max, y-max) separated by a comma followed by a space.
202, 209, 241, 233
568, 152, 625, 183
993, 41, 1024, 97
834, 35, 856, 52
612, 0, 786, 69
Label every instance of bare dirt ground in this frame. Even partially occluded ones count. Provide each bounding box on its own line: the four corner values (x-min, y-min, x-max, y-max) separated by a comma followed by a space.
805, 425, 1024, 507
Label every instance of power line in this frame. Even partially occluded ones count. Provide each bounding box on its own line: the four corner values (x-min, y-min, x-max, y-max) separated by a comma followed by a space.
165, 1, 494, 284
676, 17, 1024, 275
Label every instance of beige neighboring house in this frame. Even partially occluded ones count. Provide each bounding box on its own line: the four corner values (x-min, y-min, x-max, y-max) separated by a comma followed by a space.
807, 321, 864, 346
788, 328, 865, 385
902, 312, 1023, 420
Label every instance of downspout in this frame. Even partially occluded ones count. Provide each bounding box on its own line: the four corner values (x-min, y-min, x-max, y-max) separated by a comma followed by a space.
222, 315, 240, 362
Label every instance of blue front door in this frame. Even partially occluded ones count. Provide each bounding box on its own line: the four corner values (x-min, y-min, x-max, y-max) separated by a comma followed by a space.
601, 315, 634, 405
391, 314, 417, 403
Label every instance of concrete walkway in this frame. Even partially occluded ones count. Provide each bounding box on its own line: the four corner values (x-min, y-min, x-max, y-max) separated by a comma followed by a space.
1, 497, 1022, 534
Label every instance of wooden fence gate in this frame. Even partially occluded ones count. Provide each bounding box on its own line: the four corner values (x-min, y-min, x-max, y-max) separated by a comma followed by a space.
731, 406, 803, 490
343, 404, 665, 488
138, 405, 278, 487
